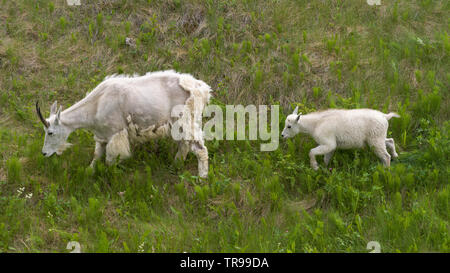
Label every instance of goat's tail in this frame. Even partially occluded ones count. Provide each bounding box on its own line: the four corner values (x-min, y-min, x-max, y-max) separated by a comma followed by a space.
384, 112, 400, 120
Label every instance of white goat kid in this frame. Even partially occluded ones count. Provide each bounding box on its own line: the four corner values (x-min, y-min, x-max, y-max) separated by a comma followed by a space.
36, 70, 212, 178
281, 106, 400, 170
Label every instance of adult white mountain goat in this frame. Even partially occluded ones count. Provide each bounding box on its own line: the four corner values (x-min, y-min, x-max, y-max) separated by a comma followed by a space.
281, 106, 400, 170
36, 70, 212, 178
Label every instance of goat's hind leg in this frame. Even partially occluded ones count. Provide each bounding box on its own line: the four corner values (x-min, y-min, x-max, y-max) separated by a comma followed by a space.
175, 141, 190, 161
370, 139, 391, 167
191, 141, 209, 178
385, 138, 398, 159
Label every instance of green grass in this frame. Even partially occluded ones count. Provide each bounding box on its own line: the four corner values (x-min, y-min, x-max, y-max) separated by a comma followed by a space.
0, 0, 448, 252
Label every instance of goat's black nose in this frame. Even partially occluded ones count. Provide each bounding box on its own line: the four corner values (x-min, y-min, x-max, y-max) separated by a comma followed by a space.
42, 152, 47, 156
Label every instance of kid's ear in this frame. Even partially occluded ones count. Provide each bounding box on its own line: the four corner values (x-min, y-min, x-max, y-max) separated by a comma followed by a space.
293, 106, 299, 115
296, 114, 301, 122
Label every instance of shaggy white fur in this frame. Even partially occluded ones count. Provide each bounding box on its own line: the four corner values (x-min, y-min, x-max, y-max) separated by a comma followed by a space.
126, 115, 171, 143
281, 107, 400, 170
37, 70, 212, 178
173, 74, 211, 177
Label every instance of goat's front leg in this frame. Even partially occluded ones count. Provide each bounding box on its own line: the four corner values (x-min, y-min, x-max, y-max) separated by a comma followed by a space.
324, 150, 335, 166
105, 129, 131, 165
90, 141, 106, 167
309, 144, 336, 171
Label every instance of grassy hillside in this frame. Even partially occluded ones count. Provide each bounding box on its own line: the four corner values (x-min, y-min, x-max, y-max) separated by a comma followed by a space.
0, 0, 448, 252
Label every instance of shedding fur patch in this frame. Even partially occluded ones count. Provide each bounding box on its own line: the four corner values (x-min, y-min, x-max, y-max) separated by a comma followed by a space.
126, 115, 171, 144
174, 74, 212, 141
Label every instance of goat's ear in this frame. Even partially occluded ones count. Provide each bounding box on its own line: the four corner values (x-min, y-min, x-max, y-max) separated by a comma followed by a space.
50, 101, 58, 115
293, 106, 299, 115
55, 106, 62, 124
296, 114, 301, 122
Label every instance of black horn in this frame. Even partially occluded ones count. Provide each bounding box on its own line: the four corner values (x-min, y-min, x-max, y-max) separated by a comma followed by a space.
36, 101, 49, 128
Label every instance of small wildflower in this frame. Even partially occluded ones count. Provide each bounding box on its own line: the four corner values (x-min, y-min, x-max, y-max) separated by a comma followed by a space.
125, 37, 136, 48
66, 0, 81, 6
366, 0, 381, 6
25, 193, 33, 199
416, 37, 425, 46
17, 187, 25, 197
138, 242, 145, 253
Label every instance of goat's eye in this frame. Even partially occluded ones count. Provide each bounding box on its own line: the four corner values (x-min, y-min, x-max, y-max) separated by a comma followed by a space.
48, 132, 53, 136
287, 126, 291, 129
